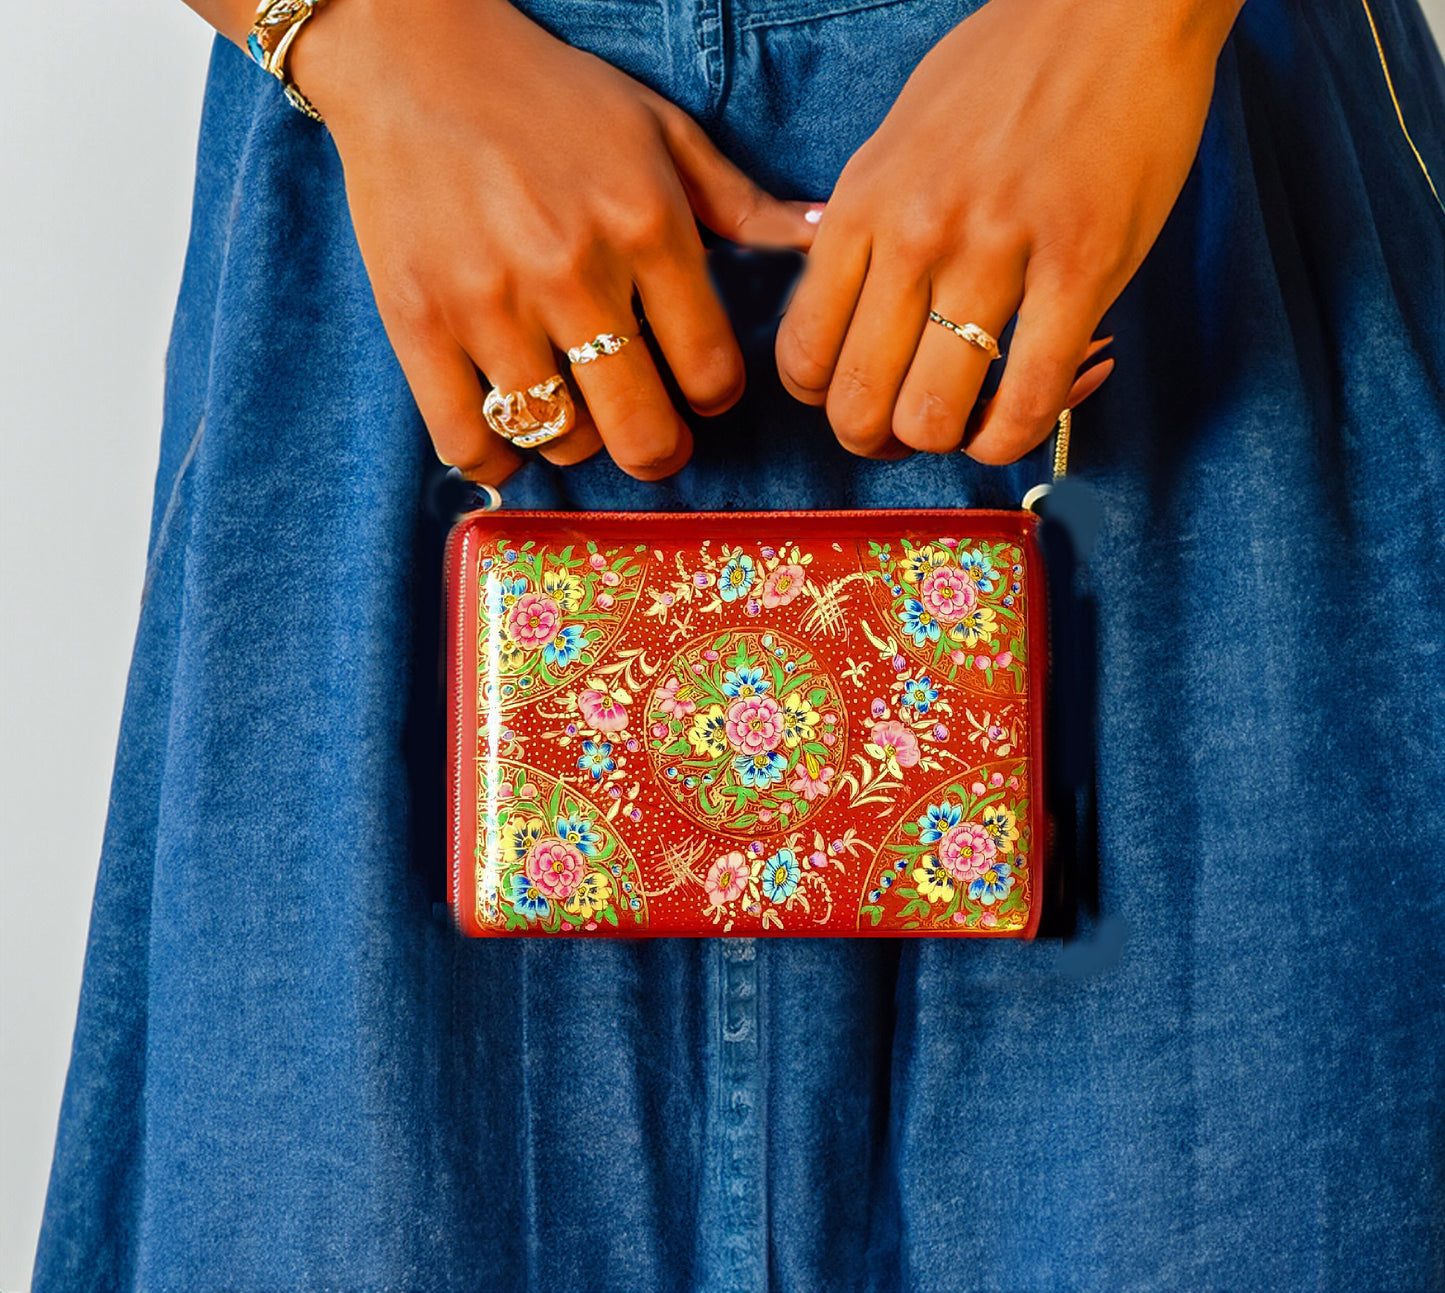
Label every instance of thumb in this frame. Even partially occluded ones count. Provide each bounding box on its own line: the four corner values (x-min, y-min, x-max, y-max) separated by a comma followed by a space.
656, 105, 824, 250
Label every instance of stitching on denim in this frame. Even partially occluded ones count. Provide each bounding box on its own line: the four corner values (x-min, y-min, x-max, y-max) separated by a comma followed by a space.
140, 414, 206, 610
738, 0, 919, 33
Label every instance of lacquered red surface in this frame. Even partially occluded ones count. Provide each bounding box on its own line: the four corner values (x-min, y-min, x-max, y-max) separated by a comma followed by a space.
446, 511, 1047, 937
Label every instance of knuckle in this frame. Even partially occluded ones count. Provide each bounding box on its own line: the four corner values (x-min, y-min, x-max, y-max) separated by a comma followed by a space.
607, 195, 676, 258
891, 206, 954, 264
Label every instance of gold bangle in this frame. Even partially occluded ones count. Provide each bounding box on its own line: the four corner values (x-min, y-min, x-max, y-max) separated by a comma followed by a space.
246, 0, 330, 123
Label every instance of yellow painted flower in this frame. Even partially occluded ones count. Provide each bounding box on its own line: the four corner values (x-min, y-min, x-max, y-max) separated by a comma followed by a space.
900, 546, 950, 585
493, 637, 527, 673
781, 691, 820, 748
688, 704, 728, 759
543, 568, 585, 613
913, 857, 956, 904
948, 604, 999, 648
982, 805, 1018, 854
502, 814, 545, 864
564, 870, 613, 920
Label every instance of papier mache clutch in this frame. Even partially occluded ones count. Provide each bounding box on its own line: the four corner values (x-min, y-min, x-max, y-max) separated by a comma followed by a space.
445, 511, 1048, 938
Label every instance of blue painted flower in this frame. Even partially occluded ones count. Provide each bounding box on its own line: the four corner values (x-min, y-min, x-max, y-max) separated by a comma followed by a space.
918, 802, 963, 843
578, 740, 615, 780
718, 554, 756, 602
968, 859, 1015, 906
899, 599, 940, 646
554, 813, 602, 855
900, 676, 939, 713
760, 848, 801, 902
509, 872, 551, 920
735, 750, 787, 788
722, 664, 770, 698
544, 623, 587, 668
959, 548, 998, 593
484, 572, 528, 614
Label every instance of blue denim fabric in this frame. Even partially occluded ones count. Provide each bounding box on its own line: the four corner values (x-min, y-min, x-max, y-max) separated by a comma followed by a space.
34, 0, 1445, 1289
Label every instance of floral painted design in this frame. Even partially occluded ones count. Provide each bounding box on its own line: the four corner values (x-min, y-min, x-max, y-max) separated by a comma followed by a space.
866, 537, 1026, 686
478, 765, 647, 932
647, 630, 847, 834
459, 519, 1042, 938
859, 768, 1031, 932
478, 539, 645, 705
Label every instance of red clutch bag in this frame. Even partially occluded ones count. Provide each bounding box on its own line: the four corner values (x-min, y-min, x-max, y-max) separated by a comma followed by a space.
445, 510, 1048, 937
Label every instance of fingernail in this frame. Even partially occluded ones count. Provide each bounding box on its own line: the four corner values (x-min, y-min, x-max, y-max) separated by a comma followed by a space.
804, 204, 825, 225
1066, 356, 1115, 409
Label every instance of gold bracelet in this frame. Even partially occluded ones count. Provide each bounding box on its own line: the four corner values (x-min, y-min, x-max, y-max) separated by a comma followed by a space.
246, 0, 331, 123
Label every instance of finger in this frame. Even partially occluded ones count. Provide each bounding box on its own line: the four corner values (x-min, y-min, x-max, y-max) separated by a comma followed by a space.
551, 304, 694, 481
385, 320, 522, 486
775, 215, 871, 404
825, 260, 933, 457
538, 343, 605, 467
893, 270, 1022, 454
635, 228, 747, 416
658, 104, 825, 250
964, 281, 1100, 465
457, 314, 597, 466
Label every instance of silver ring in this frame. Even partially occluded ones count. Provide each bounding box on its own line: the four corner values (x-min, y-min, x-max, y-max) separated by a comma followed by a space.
566, 332, 632, 365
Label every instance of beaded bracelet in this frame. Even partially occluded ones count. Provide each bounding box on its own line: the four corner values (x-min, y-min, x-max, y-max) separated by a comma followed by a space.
246, 0, 331, 123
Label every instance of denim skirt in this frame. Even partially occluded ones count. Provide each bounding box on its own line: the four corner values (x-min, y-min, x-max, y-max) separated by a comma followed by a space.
34, 0, 1445, 1288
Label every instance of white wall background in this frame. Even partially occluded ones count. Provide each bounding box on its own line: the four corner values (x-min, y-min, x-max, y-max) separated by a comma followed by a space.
1, 1, 1442, 1289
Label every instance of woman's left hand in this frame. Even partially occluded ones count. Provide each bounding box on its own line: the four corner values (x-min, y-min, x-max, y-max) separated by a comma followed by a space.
776, 0, 1244, 464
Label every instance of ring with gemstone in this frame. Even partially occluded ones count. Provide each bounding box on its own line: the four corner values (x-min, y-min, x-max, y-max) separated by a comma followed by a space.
566, 332, 632, 365
482, 374, 575, 449
927, 311, 1003, 361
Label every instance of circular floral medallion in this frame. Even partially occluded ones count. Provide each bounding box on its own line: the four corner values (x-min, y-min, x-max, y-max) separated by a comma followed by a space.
863, 536, 1027, 687
858, 765, 1032, 932
645, 630, 849, 835
477, 539, 647, 706
477, 763, 648, 933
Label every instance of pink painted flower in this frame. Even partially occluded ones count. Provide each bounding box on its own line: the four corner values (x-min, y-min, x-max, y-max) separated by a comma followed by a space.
989, 771, 1004, 787
995, 651, 1013, 668
918, 567, 978, 623
601, 570, 621, 587
809, 850, 828, 869
761, 563, 807, 608
589, 553, 607, 570
725, 695, 785, 756
578, 687, 628, 732
789, 762, 835, 802
980, 910, 998, 928
706, 852, 747, 906
506, 593, 562, 649
975, 655, 992, 671
524, 837, 586, 900
950, 649, 968, 665
655, 676, 697, 719
870, 720, 921, 768
596, 593, 615, 610
938, 822, 997, 883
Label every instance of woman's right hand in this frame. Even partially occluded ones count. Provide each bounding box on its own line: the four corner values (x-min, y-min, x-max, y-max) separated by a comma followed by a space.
287, 0, 821, 482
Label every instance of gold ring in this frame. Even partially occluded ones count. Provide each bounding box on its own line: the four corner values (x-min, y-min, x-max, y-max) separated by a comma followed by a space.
566, 333, 632, 365
928, 311, 1003, 361
482, 374, 575, 449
